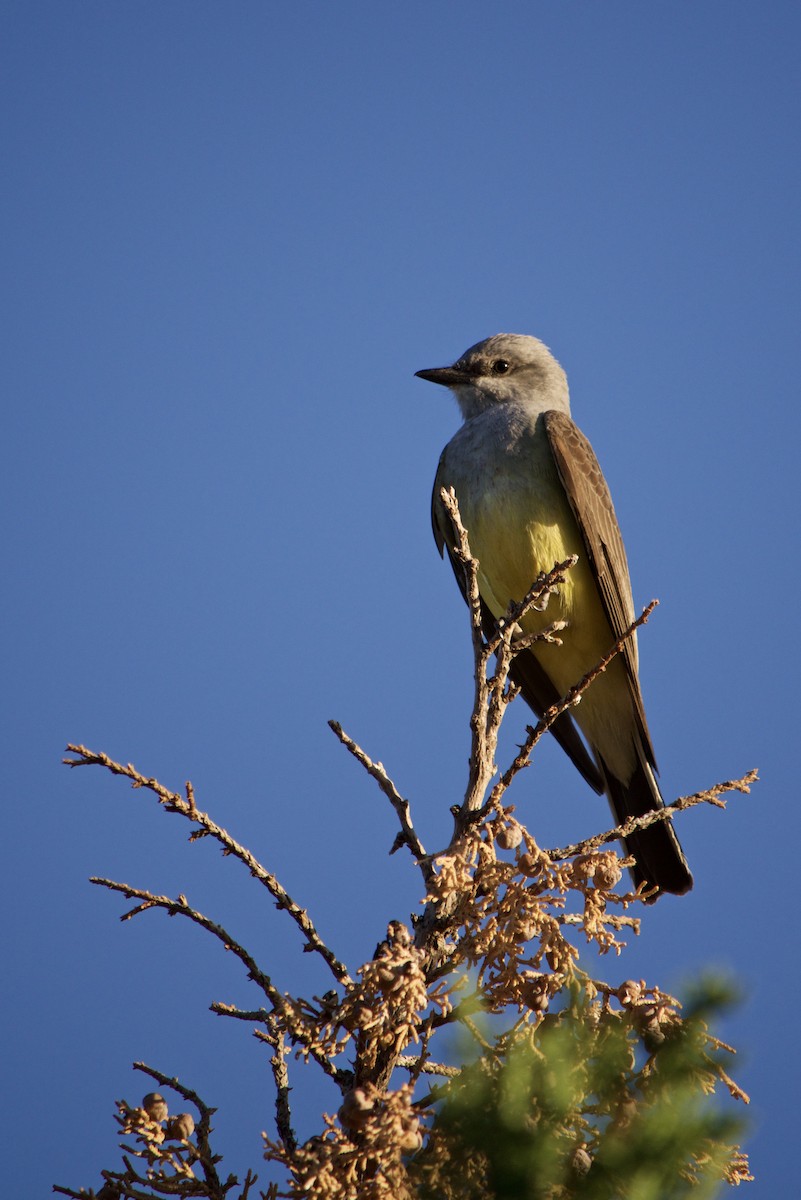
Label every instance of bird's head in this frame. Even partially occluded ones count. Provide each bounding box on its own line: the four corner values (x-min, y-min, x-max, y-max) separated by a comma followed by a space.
415, 333, 570, 420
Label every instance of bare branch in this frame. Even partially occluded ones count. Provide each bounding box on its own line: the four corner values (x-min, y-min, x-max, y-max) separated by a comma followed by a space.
328, 721, 432, 885
90, 879, 344, 1085
547, 769, 759, 861
258, 1016, 298, 1153
65, 744, 351, 987
439, 486, 579, 831
91, 876, 285, 1009
488, 600, 660, 810
210, 1003, 272, 1023
133, 1059, 229, 1195
396, 1055, 461, 1078
133, 1061, 213, 1116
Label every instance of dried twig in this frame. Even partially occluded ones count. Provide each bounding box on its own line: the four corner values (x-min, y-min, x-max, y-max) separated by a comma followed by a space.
89, 877, 340, 1085
547, 769, 759, 862
65, 744, 351, 988
487, 600, 659, 811
328, 721, 432, 885
439, 485, 579, 831
397, 1055, 461, 1078
91, 876, 283, 1004
257, 1017, 297, 1152
133, 1061, 225, 1193
210, 1003, 273, 1023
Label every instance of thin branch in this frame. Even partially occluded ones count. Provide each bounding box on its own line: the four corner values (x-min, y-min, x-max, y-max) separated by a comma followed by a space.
65, 744, 351, 988
439, 486, 578, 830
59, 1062, 255, 1200
396, 1055, 461, 1078
210, 1003, 273, 1023
134, 1061, 213, 1115
258, 1016, 298, 1153
132, 1061, 225, 1196
439, 486, 498, 822
92, 877, 285, 1008
91, 878, 342, 1083
487, 600, 660, 811
239, 1171, 259, 1200
414, 491, 578, 976
546, 769, 759, 861
96, 881, 351, 1092
328, 721, 433, 885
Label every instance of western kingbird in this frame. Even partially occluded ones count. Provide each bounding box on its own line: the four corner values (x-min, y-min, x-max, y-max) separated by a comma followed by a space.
417, 333, 692, 897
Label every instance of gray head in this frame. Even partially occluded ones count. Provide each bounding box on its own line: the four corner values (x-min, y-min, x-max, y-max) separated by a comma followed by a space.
415, 333, 570, 420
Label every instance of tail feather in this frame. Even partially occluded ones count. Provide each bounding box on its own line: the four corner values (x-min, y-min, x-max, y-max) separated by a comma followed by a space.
599, 754, 693, 899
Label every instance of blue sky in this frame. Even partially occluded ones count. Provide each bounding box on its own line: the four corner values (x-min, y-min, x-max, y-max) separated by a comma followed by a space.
2, 2, 799, 1195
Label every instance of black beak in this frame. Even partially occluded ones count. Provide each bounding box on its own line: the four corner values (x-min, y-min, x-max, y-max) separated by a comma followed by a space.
414, 365, 467, 387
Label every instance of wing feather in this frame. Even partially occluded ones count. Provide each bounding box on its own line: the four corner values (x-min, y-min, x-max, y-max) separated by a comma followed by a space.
543, 410, 657, 768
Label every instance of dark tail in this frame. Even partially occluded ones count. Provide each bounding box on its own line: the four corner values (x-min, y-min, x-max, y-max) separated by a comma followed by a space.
600, 754, 693, 899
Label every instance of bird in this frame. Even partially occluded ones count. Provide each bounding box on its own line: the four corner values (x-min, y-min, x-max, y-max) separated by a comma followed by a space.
417, 333, 692, 898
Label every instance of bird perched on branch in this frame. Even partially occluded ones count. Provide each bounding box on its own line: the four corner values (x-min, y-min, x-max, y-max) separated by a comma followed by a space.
417, 333, 692, 898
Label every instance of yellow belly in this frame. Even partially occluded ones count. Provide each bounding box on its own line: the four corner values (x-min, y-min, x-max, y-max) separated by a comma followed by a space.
459, 484, 638, 780
465, 488, 607, 674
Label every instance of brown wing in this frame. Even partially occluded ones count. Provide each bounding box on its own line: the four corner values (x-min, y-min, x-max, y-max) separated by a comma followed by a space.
543, 409, 657, 769
431, 463, 605, 794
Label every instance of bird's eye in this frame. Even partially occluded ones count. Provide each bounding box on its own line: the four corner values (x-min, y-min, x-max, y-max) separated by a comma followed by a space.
490, 359, 510, 375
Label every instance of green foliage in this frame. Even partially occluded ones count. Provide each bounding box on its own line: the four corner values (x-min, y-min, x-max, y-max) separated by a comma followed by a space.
414, 981, 747, 1200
